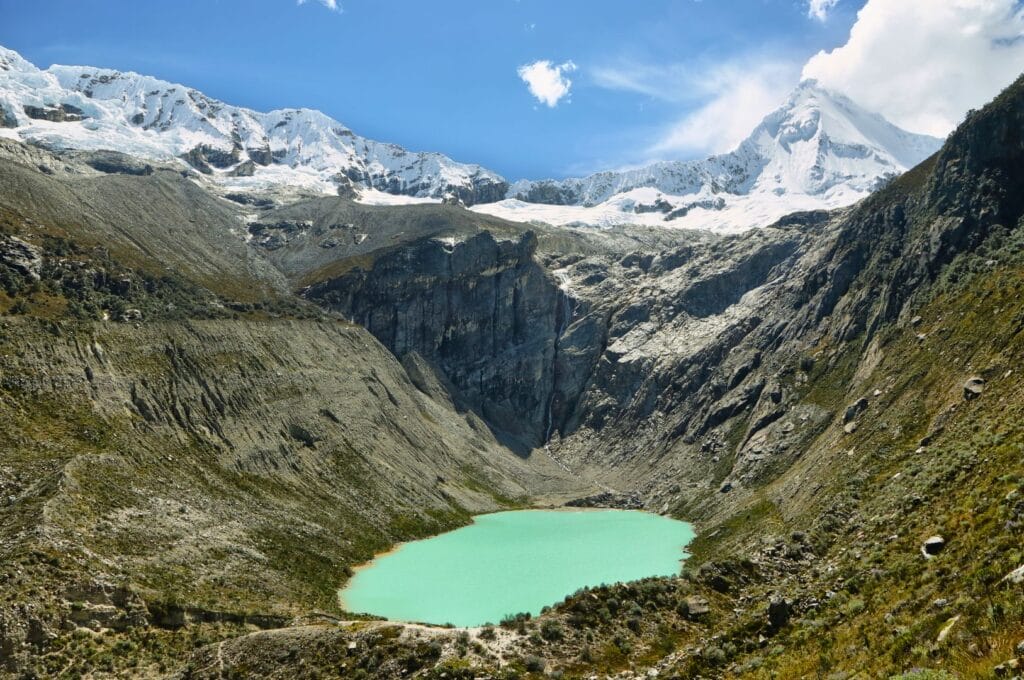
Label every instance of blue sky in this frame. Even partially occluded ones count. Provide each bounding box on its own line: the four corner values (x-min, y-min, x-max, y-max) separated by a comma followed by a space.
2, 0, 1022, 180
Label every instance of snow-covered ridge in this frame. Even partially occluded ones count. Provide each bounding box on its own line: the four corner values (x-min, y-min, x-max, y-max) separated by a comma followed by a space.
0, 45, 508, 204
0, 44, 943, 232
474, 81, 943, 233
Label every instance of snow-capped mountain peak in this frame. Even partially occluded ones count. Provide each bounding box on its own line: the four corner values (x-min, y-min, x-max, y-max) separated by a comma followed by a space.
743, 79, 941, 195
476, 80, 943, 232
0, 46, 508, 204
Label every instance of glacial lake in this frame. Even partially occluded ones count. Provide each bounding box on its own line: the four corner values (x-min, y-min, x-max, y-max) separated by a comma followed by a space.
339, 509, 695, 627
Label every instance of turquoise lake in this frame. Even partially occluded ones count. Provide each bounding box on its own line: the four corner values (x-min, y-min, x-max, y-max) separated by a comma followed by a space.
339, 509, 695, 627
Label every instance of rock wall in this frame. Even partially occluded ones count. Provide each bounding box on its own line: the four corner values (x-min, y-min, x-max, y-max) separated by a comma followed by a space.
304, 231, 585, 448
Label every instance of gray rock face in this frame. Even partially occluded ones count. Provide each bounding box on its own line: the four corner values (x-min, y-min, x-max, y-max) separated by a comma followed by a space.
77, 150, 155, 176
229, 160, 257, 177
181, 144, 240, 174
0, 104, 16, 128
22, 103, 84, 122
297, 210, 811, 465
304, 231, 576, 447
0, 234, 42, 281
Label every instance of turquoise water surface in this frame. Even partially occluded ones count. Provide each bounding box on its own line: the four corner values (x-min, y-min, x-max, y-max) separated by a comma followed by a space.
339, 509, 695, 627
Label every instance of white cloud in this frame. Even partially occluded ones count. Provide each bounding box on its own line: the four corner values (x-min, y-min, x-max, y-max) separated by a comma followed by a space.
518, 60, 576, 107
297, 0, 340, 11
650, 66, 794, 157
591, 62, 693, 102
605, 58, 799, 157
802, 0, 1024, 136
807, 0, 839, 21
591, 55, 801, 157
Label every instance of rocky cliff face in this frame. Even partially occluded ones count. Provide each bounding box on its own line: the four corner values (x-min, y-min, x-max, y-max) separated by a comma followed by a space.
303, 231, 585, 448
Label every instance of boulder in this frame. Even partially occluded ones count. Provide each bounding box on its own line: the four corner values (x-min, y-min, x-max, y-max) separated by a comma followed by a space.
767, 597, 791, 632
682, 596, 710, 620
922, 535, 946, 557
843, 397, 868, 423
963, 377, 985, 400
0, 235, 42, 281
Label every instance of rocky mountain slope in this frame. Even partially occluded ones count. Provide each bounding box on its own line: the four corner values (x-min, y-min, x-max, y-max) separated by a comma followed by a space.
476, 81, 942, 231
0, 46, 507, 204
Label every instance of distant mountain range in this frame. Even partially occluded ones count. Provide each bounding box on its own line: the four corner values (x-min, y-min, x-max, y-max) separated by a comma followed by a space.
0, 45, 942, 231
0, 46, 508, 205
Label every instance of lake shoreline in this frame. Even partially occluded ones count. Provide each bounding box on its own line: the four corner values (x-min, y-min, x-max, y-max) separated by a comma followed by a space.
338, 508, 695, 627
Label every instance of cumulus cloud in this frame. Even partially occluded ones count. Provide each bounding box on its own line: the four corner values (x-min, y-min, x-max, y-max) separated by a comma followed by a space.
802, 0, 1024, 136
297, 0, 340, 12
807, 0, 840, 21
518, 60, 576, 107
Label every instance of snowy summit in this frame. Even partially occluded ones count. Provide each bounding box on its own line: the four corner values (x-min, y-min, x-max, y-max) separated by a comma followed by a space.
474, 81, 943, 232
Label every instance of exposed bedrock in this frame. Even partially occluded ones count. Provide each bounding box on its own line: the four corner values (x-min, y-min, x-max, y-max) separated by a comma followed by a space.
304, 231, 599, 449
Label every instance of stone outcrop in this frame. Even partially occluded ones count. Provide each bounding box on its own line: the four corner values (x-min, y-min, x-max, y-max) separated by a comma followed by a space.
0, 234, 42, 281
181, 144, 241, 174
22, 103, 84, 122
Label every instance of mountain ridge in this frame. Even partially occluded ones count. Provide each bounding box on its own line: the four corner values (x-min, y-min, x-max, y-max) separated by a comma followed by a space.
1, 45, 941, 229
477, 79, 943, 232
0, 45, 508, 205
